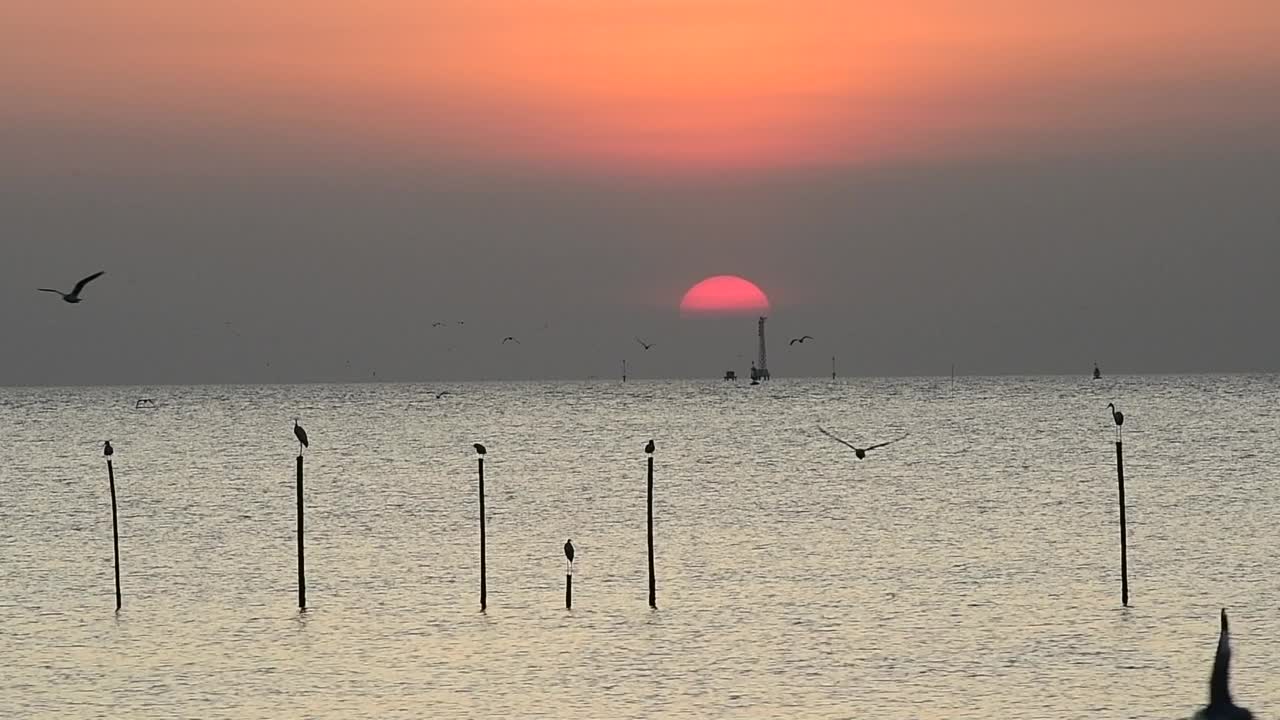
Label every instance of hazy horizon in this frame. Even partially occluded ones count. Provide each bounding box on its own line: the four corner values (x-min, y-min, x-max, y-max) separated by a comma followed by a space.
4, 2, 1279, 385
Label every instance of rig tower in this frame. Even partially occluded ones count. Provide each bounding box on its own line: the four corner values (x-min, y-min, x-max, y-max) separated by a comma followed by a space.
750, 316, 771, 382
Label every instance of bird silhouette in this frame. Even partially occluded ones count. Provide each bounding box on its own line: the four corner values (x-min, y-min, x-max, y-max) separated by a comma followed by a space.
502, 336, 520, 344
1107, 402, 1124, 426
817, 426, 907, 459
1193, 609, 1254, 720
789, 335, 814, 346
473, 443, 487, 455
635, 337, 654, 350
1108, 402, 1125, 440
434, 390, 451, 399
564, 539, 575, 564
431, 321, 446, 327
39, 271, 104, 304
644, 439, 655, 454
103, 440, 113, 458
293, 419, 309, 454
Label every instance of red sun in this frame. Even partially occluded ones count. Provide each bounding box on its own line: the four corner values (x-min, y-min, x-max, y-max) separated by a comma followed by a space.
680, 275, 771, 316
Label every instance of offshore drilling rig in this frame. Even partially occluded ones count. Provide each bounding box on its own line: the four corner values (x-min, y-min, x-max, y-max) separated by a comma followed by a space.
749, 316, 770, 383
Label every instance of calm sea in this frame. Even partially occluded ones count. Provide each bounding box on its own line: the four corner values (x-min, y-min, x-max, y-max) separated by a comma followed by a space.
1, 376, 1276, 719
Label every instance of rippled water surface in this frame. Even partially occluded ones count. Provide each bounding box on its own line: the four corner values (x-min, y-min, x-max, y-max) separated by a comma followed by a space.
1, 376, 1277, 718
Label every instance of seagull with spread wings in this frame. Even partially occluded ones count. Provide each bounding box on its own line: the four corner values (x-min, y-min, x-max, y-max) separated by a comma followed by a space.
818, 426, 908, 459
635, 337, 654, 350
789, 335, 814, 346
39, 271, 105, 304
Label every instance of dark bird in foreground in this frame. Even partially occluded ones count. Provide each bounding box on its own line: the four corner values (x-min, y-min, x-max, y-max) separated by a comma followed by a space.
502, 336, 520, 344
1193, 609, 1254, 720
644, 439, 655, 454
789, 335, 814, 346
39, 271, 104, 304
1107, 402, 1125, 427
473, 443, 487, 455
817, 426, 908, 459
635, 337, 654, 350
564, 539, 575, 564
293, 419, 309, 453
103, 440, 113, 458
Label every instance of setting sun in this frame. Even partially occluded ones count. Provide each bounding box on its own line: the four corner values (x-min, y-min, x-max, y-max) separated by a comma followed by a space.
679, 275, 770, 316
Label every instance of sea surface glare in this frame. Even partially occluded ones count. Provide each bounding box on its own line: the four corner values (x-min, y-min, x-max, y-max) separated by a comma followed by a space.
1, 376, 1276, 718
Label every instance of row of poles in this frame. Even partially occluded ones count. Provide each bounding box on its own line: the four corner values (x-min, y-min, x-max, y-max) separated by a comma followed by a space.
98, 437, 660, 613
97, 403, 1130, 613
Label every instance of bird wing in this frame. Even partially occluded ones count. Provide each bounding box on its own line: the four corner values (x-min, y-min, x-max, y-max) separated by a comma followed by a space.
865, 434, 909, 451
817, 426, 861, 452
72, 271, 105, 294
802, 335, 814, 341
789, 338, 799, 345
37, 288, 65, 295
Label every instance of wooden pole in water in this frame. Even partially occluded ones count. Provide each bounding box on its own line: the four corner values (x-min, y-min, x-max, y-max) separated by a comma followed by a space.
106, 457, 122, 611
565, 571, 573, 609
1115, 439, 1129, 606
831, 355, 836, 380
622, 359, 627, 383
478, 453, 487, 611
647, 448, 656, 608
296, 454, 306, 610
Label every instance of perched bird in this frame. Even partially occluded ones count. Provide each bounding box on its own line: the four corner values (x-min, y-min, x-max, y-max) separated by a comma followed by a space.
789, 335, 814, 346
473, 443, 487, 455
294, 419, 309, 453
1193, 609, 1254, 720
103, 440, 114, 458
1107, 402, 1125, 427
817, 426, 907, 459
502, 336, 520, 344
39, 271, 105, 304
635, 337, 654, 351
564, 539, 575, 564
644, 439, 655, 454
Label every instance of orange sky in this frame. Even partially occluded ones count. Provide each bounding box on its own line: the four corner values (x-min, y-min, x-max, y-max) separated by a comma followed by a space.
3, 1, 1279, 174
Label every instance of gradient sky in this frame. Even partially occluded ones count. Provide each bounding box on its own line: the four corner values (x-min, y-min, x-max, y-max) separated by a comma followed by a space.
3, 1, 1280, 384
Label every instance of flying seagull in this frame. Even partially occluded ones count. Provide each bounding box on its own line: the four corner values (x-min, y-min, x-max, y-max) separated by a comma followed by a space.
431, 321, 446, 327
103, 440, 114, 458
294, 419, 309, 454
473, 443, 487, 455
789, 335, 814, 346
817, 426, 907, 459
644, 439, 655, 454
1193, 609, 1253, 720
635, 337, 654, 351
502, 336, 520, 344
39, 271, 104, 304
433, 390, 451, 399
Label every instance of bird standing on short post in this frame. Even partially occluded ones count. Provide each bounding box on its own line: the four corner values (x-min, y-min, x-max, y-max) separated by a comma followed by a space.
294, 419, 309, 456
564, 538, 575, 568
645, 439, 655, 455
103, 440, 113, 458
473, 443, 486, 455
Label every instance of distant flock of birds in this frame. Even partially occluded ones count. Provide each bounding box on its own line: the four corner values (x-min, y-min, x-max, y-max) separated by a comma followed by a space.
49, 269, 1251, 716
39, 271, 838, 375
